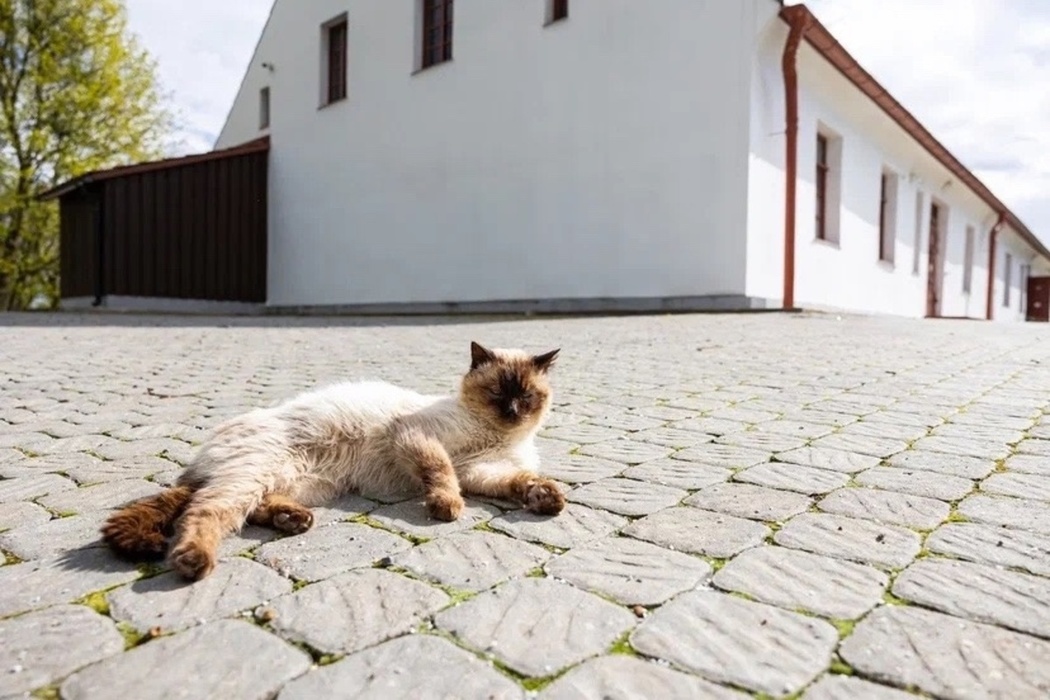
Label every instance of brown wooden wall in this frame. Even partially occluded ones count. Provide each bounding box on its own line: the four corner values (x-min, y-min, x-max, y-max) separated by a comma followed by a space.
57, 147, 268, 303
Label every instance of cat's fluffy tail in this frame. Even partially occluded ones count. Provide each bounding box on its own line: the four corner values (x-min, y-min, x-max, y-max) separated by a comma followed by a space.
100, 485, 196, 559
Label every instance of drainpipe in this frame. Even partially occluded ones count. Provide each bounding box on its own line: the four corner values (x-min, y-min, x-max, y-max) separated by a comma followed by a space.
985, 211, 1006, 320
781, 7, 811, 310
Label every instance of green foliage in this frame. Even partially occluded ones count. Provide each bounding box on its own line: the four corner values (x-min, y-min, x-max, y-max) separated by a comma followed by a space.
0, 0, 174, 309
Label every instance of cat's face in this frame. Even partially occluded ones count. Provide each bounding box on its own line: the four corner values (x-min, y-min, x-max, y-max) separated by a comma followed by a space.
460, 341, 559, 429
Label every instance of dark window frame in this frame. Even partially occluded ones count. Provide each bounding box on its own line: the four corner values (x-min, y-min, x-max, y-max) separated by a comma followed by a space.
259, 86, 270, 129
324, 17, 348, 106
549, 0, 569, 23
421, 0, 454, 70
816, 133, 829, 241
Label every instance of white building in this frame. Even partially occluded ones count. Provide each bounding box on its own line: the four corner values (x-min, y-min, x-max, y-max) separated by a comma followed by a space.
206, 0, 1050, 320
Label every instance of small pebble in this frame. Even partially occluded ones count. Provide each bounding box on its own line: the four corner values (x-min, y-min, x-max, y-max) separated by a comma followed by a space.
631, 605, 647, 618
255, 607, 277, 623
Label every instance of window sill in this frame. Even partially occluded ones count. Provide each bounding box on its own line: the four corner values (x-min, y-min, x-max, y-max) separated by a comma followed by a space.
412, 58, 454, 76
318, 96, 347, 111
544, 17, 568, 27
813, 237, 840, 249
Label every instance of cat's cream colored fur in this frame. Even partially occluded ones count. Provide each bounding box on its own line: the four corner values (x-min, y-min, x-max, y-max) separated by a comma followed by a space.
101, 342, 565, 580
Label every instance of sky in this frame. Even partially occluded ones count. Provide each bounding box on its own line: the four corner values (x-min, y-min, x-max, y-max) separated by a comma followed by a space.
123, 0, 1050, 241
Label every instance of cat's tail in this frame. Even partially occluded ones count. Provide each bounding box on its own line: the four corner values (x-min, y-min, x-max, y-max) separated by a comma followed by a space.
100, 485, 197, 560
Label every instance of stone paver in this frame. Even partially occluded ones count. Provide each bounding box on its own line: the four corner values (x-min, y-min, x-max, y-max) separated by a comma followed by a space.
540, 655, 748, 700
841, 605, 1050, 699
391, 530, 549, 592
107, 557, 292, 634
435, 577, 636, 677
6, 311, 1050, 695
631, 590, 838, 696
892, 558, 1050, 638
267, 569, 449, 655
624, 506, 770, 558
545, 536, 711, 605
712, 545, 887, 619
61, 619, 312, 700
925, 521, 1050, 576
0, 605, 125, 697
684, 482, 812, 522
279, 635, 524, 700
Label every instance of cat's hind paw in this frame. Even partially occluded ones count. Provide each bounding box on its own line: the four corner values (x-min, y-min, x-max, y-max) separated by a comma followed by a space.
273, 507, 314, 535
170, 541, 216, 581
524, 479, 565, 516
426, 489, 465, 522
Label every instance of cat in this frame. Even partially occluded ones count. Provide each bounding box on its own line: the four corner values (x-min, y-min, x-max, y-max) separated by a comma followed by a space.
100, 341, 566, 581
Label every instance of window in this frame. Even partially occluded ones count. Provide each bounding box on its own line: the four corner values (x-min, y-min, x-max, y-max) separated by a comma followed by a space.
878, 170, 898, 264
912, 191, 924, 275
814, 128, 842, 244
1021, 263, 1031, 314
259, 87, 270, 129
1004, 252, 1013, 306
322, 16, 348, 106
816, 134, 829, 241
421, 0, 454, 69
547, 0, 569, 23
962, 225, 975, 293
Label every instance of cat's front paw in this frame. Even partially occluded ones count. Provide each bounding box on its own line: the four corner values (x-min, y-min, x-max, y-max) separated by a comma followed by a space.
426, 489, 465, 522
524, 479, 565, 516
170, 541, 216, 581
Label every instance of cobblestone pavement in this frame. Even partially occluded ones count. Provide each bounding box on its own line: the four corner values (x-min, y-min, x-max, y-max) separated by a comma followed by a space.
3, 311, 1050, 699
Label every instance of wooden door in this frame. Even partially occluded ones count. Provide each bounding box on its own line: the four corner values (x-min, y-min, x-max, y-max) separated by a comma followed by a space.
926, 203, 941, 317
1027, 276, 1050, 322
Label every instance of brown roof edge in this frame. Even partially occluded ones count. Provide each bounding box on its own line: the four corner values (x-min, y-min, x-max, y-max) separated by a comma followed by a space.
782, 4, 1050, 261
37, 135, 270, 201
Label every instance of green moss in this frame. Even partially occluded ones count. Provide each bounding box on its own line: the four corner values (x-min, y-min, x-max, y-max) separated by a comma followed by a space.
830, 618, 856, 638
351, 514, 430, 544
1, 548, 24, 565
117, 622, 147, 649
946, 509, 969, 524
472, 520, 496, 533
77, 590, 111, 616
285, 638, 342, 666
829, 656, 856, 676
882, 590, 909, 606
707, 557, 728, 572
291, 579, 312, 591
525, 567, 546, 578
608, 631, 638, 657
136, 562, 168, 578
30, 685, 60, 699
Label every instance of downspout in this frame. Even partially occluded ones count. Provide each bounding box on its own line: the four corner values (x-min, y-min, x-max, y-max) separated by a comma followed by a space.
781, 7, 810, 310
985, 211, 1006, 320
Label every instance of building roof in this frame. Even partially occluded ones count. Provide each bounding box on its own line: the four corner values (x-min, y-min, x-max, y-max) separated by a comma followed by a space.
782, 4, 1050, 260
37, 136, 270, 201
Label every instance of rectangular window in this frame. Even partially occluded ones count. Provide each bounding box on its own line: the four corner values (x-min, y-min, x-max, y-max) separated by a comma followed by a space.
547, 0, 569, 23
1004, 252, 1013, 306
259, 87, 270, 129
878, 170, 898, 264
421, 0, 454, 69
912, 190, 924, 275
324, 18, 348, 105
816, 134, 829, 241
962, 225, 975, 293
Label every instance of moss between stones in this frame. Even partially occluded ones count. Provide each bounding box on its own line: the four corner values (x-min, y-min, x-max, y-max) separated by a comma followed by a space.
285, 637, 342, 666
829, 618, 856, 638
117, 621, 148, 649
30, 685, 60, 699
76, 590, 111, 616
882, 590, 909, 606
1, 547, 24, 566
351, 514, 430, 545
291, 579, 312, 592
706, 557, 728, 572
525, 567, 546, 578
607, 631, 638, 657
136, 562, 168, 579
828, 656, 856, 676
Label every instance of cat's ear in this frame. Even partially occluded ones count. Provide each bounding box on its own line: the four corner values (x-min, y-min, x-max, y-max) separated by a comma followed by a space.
531, 348, 560, 373
470, 341, 497, 370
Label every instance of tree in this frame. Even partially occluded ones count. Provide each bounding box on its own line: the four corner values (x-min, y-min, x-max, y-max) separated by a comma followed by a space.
0, 0, 172, 310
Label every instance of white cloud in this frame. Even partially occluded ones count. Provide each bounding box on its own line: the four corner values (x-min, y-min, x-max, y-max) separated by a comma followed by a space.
123, 0, 1050, 242
124, 0, 272, 154
792, 0, 1050, 243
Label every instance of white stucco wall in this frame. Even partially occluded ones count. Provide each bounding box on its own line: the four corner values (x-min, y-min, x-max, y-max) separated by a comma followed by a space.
217, 0, 775, 308
745, 16, 1036, 321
